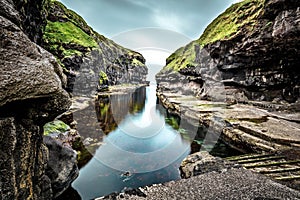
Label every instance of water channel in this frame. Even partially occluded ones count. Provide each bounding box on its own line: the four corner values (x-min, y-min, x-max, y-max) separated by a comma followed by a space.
66, 84, 240, 199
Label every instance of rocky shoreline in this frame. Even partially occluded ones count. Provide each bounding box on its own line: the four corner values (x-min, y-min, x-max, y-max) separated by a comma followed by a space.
102, 151, 300, 200
156, 87, 300, 153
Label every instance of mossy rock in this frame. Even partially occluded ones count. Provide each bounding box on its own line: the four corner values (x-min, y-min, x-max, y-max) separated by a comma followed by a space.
197, 0, 265, 46
42, 0, 102, 66
163, 0, 265, 72
99, 70, 109, 85
131, 58, 145, 67
43, 21, 98, 55
43, 120, 70, 135
164, 41, 198, 72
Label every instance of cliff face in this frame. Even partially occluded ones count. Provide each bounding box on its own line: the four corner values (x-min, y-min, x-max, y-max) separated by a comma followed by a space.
157, 0, 300, 104
0, 0, 148, 199
0, 0, 70, 199
41, 1, 148, 95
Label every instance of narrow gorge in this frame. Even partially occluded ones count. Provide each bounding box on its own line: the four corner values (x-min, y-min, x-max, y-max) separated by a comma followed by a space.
0, 0, 147, 199
1, 0, 300, 199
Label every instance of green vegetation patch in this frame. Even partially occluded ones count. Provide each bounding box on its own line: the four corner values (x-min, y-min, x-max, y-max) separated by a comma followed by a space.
163, 41, 198, 72
198, 0, 264, 46
43, 120, 70, 135
43, 21, 98, 55
99, 70, 109, 85
131, 58, 145, 67
162, 0, 264, 72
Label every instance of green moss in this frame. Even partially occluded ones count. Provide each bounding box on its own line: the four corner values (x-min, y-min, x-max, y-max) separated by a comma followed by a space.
165, 117, 180, 129
50, 1, 91, 34
162, 0, 265, 72
198, 0, 264, 46
164, 41, 197, 72
43, 120, 70, 135
44, 21, 98, 49
63, 49, 83, 57
130, 103, 144, 114
226, 116, 268, 124
100, 103, 109, 116
99, 70, 108, 85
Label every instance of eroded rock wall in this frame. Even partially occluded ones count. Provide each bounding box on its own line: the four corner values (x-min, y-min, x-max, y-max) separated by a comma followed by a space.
41, 1, 148, 95
0, 0, 71, 199
157, 0, 300, 104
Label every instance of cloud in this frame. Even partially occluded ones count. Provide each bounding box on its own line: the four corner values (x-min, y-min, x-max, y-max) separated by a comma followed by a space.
60, 0, 241, 39
152, 12, 184, 33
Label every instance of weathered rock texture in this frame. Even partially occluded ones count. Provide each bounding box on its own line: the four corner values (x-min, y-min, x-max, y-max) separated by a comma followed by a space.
43, 136, 78, 198
103, 168, 300, 199
180, 151, 240, 179
0, 0, 70, 199
41, 1, 148, 95
156, 0, 300, 154
1, 0, 148, 199
157, 0, 300, 104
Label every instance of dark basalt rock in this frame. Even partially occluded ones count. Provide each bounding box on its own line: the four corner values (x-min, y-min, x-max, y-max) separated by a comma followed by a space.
157, 0, 300, 104
41, 1, 148, 95
0, 0, 71, 199
179, 151, 240, 179
0, 0, 148, 198
43, 136, 79, 199
12, 0, 50, 44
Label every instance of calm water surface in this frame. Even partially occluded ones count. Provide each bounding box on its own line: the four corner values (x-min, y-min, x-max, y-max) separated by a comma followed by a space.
72, 85, 190, 199
70, 84, 241, 199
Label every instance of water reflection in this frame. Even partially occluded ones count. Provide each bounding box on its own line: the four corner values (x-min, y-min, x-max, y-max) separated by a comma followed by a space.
72, 85, 190, 199
95, 87, 146, 134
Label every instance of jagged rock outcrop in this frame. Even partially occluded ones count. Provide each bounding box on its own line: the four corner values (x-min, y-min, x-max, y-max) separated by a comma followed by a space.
0, 0, 72, 199
180, 151, 240, 179
156, 0, 300, 104
1, 0, 148, 199
41, 1, 148, 95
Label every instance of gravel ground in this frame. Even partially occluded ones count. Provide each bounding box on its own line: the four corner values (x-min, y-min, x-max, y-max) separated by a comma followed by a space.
102, 168, 300, 200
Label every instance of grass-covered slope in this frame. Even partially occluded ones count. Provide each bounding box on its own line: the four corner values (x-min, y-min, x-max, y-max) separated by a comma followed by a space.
41, 0, 147, 92
43, 21, 98, 57
42, 1, 98, 59
42, 0, 145, 70
162, 0, 265, 72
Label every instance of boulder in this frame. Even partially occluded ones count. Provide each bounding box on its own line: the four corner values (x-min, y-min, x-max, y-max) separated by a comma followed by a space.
180, 151, 240, 179
43, 136, 79, 198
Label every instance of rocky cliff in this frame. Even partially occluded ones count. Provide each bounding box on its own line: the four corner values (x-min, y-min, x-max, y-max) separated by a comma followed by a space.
157, 0, 300, 105
0, 0, 148, 199
41, 1, 148, 95
0, 0, 70, 199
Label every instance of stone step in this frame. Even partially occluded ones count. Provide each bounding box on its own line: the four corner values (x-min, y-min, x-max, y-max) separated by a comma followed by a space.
222, 128, 282, 152
258, 167, 300, 174
237, 118, 300, 146
225, 151, 300, 190
243, 159, 300, 168
275, 175, 300, 181
236, 155, 285, 164
226, 153, 276, 161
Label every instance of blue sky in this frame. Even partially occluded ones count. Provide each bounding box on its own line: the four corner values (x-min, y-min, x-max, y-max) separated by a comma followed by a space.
59, 0, 239, 40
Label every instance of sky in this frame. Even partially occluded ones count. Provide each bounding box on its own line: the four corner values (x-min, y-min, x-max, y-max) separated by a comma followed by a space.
59, 0, 239, 40
59, 0, 240, 81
